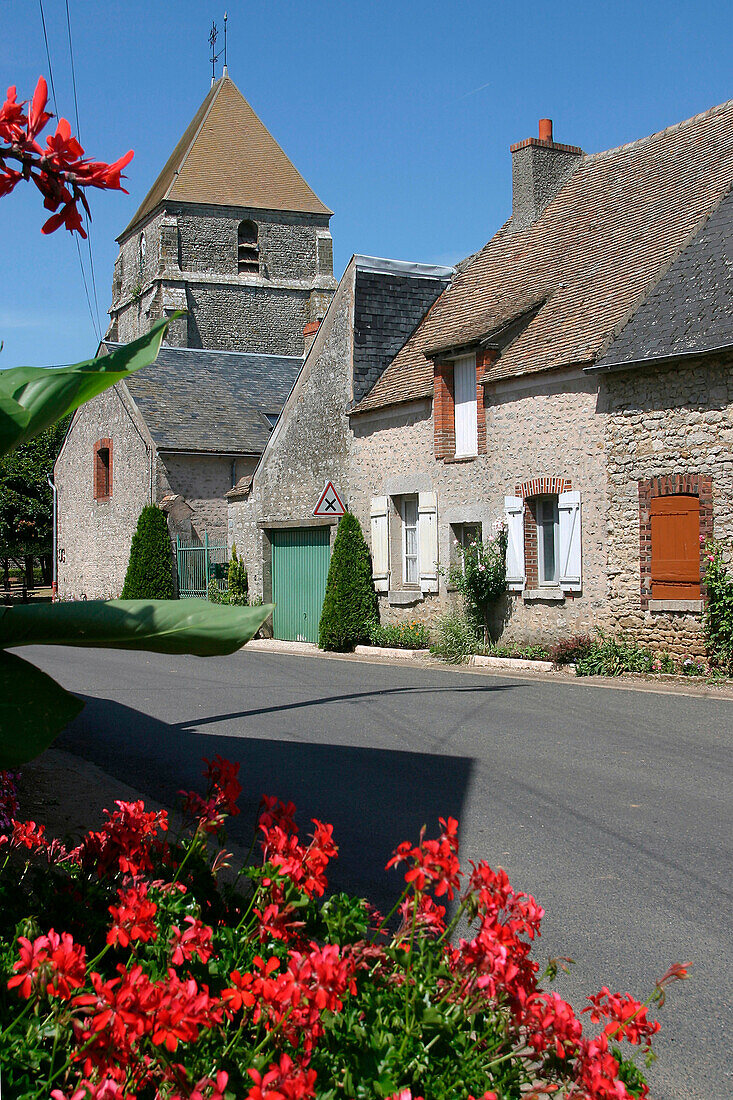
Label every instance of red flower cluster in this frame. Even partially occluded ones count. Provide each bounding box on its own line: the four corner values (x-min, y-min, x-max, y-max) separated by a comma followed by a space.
247, 1052, 317, 1100
584, 986, 661, 1051
8, 928, 86, 1000
387, 816, 461, 899
107, 883, 158, 948
74, 799, 168, 877
181, 754, 243, 832
170, 916, 214, 967
0, 78, 133, 235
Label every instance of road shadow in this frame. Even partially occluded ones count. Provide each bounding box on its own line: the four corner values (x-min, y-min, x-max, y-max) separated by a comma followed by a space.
59, 694, 477, 909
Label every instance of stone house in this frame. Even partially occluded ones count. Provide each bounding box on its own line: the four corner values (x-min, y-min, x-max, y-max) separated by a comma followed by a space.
55, 74, 336, 598
230, 101, 733, 654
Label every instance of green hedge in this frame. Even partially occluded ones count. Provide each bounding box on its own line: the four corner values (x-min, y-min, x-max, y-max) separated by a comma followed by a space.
120, 505, 174, 600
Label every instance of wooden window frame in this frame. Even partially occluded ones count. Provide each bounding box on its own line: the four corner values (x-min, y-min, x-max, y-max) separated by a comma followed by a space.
93, 438, 113, 501
402, 496, 419, 587
515, 477, 572, 591
638, 475, 713, 609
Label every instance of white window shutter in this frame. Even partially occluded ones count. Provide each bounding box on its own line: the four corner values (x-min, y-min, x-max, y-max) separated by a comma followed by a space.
454, 355, 477, 457
504, 496, 525, 591
418, 491, 439, 593
558, 491, 582, 591
370, 497, 390, 592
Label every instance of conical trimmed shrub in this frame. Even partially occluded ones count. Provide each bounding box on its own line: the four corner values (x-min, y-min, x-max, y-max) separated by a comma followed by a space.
120, 504, 175, 599
319, 511, 378, 651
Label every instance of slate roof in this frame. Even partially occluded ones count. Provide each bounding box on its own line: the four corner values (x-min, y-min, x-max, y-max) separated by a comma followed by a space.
593, 182, 733, 369
353, 98, 733, 413
352, 257, 454, 405
120, 76, 331, 239
106, 344, 302, 454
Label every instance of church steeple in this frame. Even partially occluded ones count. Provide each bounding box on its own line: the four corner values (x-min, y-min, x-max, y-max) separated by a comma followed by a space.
107, 75, 336, 355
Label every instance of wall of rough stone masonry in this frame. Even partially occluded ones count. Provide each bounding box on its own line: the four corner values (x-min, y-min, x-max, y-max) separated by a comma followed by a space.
350, 369, 609, 644
157, 455, 257, 543
55, 386, 153, 599
601, 352, 733, 656
184, 283, 311, 355
228, 267, 355, 599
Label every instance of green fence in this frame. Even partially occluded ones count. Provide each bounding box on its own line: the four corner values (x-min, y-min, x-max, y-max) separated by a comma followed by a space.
175, 534, 228, 599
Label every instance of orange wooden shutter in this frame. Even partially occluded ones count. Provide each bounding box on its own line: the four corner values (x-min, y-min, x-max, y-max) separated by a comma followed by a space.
650, 495, 700, 598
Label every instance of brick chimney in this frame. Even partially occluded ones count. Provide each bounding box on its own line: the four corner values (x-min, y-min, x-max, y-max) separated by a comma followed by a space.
303, 320, 321, 356
510, 119, 584, 231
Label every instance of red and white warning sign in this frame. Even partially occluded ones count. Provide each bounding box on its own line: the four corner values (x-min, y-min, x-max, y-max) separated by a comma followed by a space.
313, 481, 345, 517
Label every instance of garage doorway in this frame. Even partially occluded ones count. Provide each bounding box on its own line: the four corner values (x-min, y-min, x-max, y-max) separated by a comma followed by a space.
270, 526, 331, 642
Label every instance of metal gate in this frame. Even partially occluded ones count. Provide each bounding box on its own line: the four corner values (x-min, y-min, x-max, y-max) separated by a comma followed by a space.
176, 534, 228, 599
271, 527, 331, 643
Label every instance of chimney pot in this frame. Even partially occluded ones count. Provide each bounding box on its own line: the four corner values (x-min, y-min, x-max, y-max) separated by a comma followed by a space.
539, 118, 553, 143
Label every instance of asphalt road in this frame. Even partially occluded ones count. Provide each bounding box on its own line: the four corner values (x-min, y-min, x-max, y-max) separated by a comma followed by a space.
21, 645, 733, 1100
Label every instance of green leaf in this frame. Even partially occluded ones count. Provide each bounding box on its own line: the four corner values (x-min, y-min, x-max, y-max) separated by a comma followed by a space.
0, 650, 83, 767
0, 598, 273, 656
0, 317, 180, 457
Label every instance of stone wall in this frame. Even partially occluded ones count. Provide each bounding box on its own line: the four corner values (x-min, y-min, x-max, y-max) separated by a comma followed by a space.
56, 387, 153, 599
601, 352, 733, 655
228, 266, 355, 596
158, 454, 257, 542
350, 369, 609, 644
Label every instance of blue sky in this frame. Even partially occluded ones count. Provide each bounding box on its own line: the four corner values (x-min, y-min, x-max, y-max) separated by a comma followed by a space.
1, 0, 731, 368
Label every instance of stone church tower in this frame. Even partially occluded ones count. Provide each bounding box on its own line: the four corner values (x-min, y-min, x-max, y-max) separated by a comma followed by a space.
106, 74, 336, 356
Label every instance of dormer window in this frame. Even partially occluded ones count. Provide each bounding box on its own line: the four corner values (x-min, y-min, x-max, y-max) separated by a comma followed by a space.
238, 219, 260, 275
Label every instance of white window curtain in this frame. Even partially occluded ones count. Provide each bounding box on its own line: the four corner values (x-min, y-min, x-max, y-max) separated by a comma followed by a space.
403, 497, 419, 584
504, 496, 525, 591
453, 355, 477, 457
418, 492, 439, 593
370, 497, 389, 592
558, 491, 582, 591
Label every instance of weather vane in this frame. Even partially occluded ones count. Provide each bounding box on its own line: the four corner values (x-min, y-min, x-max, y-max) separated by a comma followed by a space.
209, 12, 228, 83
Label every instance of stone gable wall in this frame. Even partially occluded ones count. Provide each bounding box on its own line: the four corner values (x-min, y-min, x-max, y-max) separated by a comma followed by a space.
55, 386, 153, 599
602, 351, 733, 655
228, 268, 355, 598
157, 454, 257, 543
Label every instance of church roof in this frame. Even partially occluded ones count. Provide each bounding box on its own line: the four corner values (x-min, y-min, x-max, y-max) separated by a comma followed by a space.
105, 343, 302, 455
119, 75, 331, 238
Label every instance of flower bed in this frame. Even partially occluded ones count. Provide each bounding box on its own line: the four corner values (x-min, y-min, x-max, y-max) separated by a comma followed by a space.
0, 757, 687, 1099
367, 620, 431, 650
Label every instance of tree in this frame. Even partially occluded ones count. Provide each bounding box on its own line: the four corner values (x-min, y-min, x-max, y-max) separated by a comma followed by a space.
121, 506, 175, 600
319, 512, 378, 651
0, 416, 69, 585
228, 543, 248, 605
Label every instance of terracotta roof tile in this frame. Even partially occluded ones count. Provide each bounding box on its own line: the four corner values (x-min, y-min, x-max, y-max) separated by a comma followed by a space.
120, 76, 330, 238
353, 98, 733, 412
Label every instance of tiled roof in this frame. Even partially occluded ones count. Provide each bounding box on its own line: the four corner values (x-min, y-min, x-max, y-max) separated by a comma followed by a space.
105, 343, 301, 454
593, 183, 733, 369
120, 76, 331, 238
353, 98, 733, 412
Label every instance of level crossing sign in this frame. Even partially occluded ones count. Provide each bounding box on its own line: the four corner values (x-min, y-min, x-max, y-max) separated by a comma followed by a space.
313, 481, 345, 517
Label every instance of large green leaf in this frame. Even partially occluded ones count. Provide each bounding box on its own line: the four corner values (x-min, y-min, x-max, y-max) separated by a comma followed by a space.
0, 317, 178, 457
0, 599, 273, 656
0, 649, 84, 767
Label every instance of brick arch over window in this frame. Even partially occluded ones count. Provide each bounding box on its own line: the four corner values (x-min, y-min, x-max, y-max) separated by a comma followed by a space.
638, 474, 713, 608
515, 476, 572, 499
93, 438, 112, 501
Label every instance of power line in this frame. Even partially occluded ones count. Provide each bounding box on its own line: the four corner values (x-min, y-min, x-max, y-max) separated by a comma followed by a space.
64, 0, 104, 339
37, 0, 102, 344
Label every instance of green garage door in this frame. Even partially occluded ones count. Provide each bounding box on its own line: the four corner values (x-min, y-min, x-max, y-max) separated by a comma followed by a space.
271, 526, 331, 643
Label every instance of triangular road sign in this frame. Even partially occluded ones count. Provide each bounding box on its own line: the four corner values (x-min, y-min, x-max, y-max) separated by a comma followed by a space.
313, 481, 346, 517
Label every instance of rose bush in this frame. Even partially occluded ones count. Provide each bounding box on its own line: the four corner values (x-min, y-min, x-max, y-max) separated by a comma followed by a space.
0, 759, 687, 1100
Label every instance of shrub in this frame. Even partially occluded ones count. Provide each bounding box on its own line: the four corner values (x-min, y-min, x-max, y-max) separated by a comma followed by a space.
120, 505, 174, 600
702, 537, 733, 671
487, 641, 551, 661
319, 512, 378, 651
447, 523, 507, 644
367, 619, 430, 649
431, 611, 480, 663
0, 758, 686, 1099
575, 633, 657, 677
548, 634, 595, 667
228, 542, 249, 606
207, 578, 228, 604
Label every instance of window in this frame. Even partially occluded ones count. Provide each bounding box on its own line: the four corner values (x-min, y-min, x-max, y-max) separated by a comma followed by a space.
238, 219, 259, 274
139, 233, 145, 268
93, 439, 112, 500
536, 498, 559, 585
402, 496, 419, 585
451, 522, 482, 573
650, 495, 700, 599
453, 354, 478, 457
